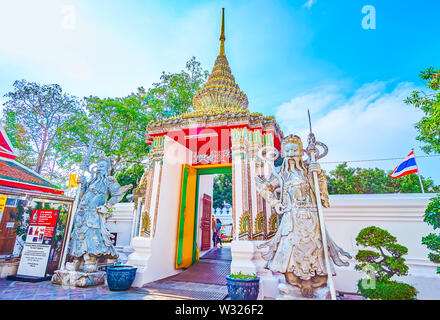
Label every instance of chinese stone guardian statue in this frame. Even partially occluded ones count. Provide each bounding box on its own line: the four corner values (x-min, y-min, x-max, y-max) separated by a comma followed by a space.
52, 157, 132, 287
256, 134, 351, 299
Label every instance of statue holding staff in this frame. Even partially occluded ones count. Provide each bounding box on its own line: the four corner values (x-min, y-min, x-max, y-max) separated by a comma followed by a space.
256, 133, 351, 298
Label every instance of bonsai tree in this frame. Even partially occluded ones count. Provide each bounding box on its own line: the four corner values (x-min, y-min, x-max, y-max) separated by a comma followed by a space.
354, 226, 418, 300
421, 195, 440, 274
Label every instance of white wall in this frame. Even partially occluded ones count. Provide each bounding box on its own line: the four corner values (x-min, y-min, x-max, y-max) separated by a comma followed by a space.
106, 202, 135, 263
326, 193, 440, 299
127, 136, 193, 286
232, 193, 440, 300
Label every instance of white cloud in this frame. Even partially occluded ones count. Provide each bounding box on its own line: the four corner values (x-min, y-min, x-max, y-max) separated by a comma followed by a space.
275, 81, 440, 183
302, 0, 317, 9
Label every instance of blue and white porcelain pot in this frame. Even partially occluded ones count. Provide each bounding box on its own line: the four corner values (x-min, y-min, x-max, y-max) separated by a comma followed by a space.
226, 276, 260, 300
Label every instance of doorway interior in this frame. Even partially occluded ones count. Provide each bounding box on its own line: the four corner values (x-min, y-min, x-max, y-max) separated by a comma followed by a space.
175, 163, 232, 269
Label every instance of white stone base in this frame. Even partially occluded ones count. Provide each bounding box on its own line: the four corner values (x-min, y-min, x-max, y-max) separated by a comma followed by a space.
277, 283, 331, 300
51, 270, 106, 287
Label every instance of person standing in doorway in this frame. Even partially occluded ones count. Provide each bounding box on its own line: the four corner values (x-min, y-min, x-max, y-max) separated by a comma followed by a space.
216, 218, 223, 248
212, 215, 217, 248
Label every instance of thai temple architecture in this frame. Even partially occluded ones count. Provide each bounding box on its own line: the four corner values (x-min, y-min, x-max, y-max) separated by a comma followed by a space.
128, 8, 284, 286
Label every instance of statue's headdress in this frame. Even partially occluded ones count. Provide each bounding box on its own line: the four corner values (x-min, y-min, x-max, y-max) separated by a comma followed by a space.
281, 134, 303, 157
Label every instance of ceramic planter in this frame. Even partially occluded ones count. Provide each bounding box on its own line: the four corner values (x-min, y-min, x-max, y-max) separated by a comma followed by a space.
106, 265, 137, 291
226, 276, 260, 300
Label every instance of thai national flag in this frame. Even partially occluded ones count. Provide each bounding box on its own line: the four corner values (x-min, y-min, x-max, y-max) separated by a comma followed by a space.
390, 151, 418, 178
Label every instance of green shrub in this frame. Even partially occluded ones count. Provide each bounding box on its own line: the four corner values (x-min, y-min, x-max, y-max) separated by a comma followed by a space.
357, 280, 418, 300
355, 226, 418, 300
421, 195, 440, 274
228, 272, 258, 280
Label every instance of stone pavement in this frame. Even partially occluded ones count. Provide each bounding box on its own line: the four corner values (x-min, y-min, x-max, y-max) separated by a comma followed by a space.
0, 247, 232, 300
0, 245, 362, 300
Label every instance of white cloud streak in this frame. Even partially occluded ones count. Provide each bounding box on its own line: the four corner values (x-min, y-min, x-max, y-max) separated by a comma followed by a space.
302, 0, 317, 9
275, 81, 439, 183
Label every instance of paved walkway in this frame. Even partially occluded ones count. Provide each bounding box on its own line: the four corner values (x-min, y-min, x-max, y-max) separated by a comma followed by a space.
0, 245, 362, 300
0, 247, 232, 300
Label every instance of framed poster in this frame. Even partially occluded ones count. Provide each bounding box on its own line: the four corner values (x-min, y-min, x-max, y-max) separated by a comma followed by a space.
16, 209, 60, 279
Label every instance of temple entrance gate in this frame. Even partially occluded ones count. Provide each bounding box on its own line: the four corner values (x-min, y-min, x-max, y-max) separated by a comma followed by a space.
127, 8, 285, 288
176, 164, 231, 269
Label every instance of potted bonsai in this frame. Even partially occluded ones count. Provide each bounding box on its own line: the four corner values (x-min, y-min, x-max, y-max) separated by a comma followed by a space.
226, 272, 260, 300
355, 226, 418, 300
106, 263, 138, 291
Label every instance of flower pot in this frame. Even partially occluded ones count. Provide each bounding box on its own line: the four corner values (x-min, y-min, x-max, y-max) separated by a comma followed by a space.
226, 276, 260, 300
106, 265, 137, 291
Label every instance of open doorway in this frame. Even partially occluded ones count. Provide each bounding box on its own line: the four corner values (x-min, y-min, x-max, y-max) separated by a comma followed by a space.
196, 172, 233, 257
175, 164, 232, 269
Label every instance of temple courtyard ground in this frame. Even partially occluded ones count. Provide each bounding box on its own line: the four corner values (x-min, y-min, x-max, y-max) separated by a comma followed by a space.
0, 246, 362, 300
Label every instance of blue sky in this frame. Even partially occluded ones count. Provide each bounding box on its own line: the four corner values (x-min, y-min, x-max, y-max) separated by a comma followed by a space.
0, 0, 439, 184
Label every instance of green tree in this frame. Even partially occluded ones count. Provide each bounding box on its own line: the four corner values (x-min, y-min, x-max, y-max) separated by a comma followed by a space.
115, 163, 146, 202
405, 67, 440, 154
56, 57, 208, 189
421, 195, 440, 274
55, 91, 151, 172
213, 173, 232, 208
355, 226, 418, 300
2, 80, 82, 177
327, 162, 439, 194
142, 56, 209, 119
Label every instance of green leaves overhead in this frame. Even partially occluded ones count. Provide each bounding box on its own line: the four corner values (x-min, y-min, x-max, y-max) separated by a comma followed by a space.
55, 56, 208, 177
55, 92, 151, 168
2, 80, 82, 177
405, 67, 440, 154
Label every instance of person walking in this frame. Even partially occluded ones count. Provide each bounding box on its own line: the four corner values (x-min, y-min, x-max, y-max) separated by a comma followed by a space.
212, 215, 217, 248
215, 218, 223, 248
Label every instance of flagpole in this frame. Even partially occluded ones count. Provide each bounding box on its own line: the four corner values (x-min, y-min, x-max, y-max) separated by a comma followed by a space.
412, 148, 425, 193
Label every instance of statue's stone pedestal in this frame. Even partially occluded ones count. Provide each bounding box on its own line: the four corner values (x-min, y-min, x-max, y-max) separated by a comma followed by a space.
51, 270, 106, 288
276, 283, 331, 300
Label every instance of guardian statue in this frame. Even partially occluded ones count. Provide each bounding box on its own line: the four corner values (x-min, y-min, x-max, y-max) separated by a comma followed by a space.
256, 134, 351, 298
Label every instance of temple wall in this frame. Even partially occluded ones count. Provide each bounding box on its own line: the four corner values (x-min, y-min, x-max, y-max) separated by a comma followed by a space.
231, 193, 440, 300
106, 203, 135, 263
127, 136, 193, 286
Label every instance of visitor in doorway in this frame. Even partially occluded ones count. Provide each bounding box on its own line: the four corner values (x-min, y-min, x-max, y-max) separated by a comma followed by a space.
216, 218, 223, 248
212, 215, 217, 248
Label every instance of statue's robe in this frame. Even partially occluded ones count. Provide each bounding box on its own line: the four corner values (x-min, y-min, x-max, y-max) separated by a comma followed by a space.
70, 175, 127, 259
256, 160, 350, 280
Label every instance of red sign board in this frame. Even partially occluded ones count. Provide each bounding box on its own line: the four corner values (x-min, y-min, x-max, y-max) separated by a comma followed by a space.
27, 209, 59, 245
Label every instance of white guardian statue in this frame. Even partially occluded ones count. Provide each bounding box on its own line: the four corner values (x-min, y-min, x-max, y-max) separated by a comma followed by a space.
256, 133, 351, 298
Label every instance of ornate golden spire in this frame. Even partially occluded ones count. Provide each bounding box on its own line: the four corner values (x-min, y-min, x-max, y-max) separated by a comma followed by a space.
219, 8, 225, 56
193, 8, 249, 110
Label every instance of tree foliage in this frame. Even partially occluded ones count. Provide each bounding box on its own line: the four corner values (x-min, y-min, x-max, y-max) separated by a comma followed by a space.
326, 162, 439, 194
115, 163, 146, 202
2, 80, 82, 178
55, 92, 151, 171
141, 56, 208, 120
213, 173, 232, 208
54, 57, 208, 187
405, 67, 440, 154
355, 226, 417, 300
421, 195, 440, 273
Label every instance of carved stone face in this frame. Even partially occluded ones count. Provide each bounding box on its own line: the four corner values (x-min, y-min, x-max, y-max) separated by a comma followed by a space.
96, 160, 109, 175
283, 142, 301, 159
